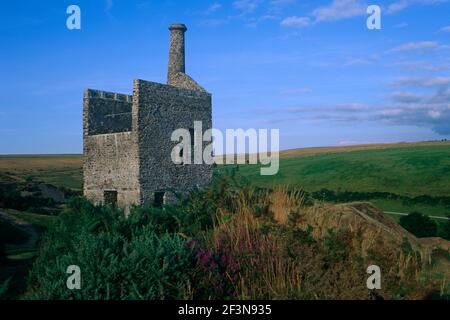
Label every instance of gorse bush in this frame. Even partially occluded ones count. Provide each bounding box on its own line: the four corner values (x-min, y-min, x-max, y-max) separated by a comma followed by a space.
26, 169, 447, 300
28, 200, 200, 299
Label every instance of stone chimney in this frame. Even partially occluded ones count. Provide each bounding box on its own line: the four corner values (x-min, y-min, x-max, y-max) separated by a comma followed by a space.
168, 23, 187, 84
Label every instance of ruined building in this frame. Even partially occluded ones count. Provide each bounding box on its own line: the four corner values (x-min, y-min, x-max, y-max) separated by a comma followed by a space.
83, 24, 212, 209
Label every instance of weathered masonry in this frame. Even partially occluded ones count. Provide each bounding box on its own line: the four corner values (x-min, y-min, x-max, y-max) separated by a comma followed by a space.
83, 24, 212, 210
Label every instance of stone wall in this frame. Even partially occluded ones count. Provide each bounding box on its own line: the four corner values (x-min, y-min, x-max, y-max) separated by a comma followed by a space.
83, 89, 140, 209
132, 79, 213, 204
169, 72, 207, 92
84, 89, 132, 135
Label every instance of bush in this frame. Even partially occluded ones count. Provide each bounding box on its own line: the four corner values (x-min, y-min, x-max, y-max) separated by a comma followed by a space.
399, 212, 438, 238
27, 197, 223, 300
438, 217, 450, 240
29, 228, 195, 299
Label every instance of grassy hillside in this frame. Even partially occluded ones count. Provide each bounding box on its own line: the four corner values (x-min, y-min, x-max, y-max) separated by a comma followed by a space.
279, 140, 450, 160
1, 141, 449, 217
234, 141, 450, 218
239, 142, 450, 197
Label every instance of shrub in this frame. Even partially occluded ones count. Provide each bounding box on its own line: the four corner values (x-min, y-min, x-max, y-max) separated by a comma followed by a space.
399, 212, 437, 238
27, 197, 218, 300
438, 217, 450, 240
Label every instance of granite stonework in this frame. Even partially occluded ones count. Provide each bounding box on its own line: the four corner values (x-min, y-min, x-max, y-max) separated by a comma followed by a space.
83, 23, 212, 210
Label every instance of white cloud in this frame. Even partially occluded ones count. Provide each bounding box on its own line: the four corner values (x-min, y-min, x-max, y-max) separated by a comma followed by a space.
388, 60, 450, 72
390, 92, 424, 103
312, 0, 366, 22
271, 0, 297, 5
265, 84, 450, 134
395, 22, 408, 28
441, 26, 450, 32
344, 58, 371, 66
233, 0, 262, 13
428, 110, 442, 119
269, 0, 297, 14
206, 2, 222, 13
387, 0, 410, 13
387, 0, 448, 14
280, 16, 310, 27
285, 103, 370, 113
276, 0, 447, 28
388, 41, 442, 53
392, 76, 450, 87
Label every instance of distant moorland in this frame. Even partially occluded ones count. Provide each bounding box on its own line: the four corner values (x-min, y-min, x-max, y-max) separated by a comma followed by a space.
1, 141, 449, 218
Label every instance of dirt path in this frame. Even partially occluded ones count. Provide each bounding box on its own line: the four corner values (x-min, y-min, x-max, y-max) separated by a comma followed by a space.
0, 211, 39, 248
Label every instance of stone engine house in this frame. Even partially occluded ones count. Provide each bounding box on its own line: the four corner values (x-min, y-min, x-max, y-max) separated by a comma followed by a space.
83, 24, 212, 209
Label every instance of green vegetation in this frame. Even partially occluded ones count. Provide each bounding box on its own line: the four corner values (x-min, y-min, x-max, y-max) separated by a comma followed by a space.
438, 218, 450, 240
4, 210, 57, 233
239, 144, 450, 196
399, 212, 438, 238
235, 143, 450, 218
25, 171, 448, 300
0, 210, 56, 300
0, 185, 57, 214
0, 154, 82, 191
0, 218, 29, 245
1, 142, 449, 218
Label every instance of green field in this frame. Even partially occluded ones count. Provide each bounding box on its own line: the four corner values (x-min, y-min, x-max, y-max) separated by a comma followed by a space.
1, 142, 449, 218
236, 142, 450, 218
3, 209, 57, 233
239, 144, 450, 196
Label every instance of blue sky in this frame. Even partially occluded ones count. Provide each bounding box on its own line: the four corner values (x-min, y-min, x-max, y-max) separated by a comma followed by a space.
0, 0, 449, 154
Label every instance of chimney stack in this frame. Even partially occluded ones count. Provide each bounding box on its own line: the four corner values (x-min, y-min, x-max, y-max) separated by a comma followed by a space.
168, 23, 187, 84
